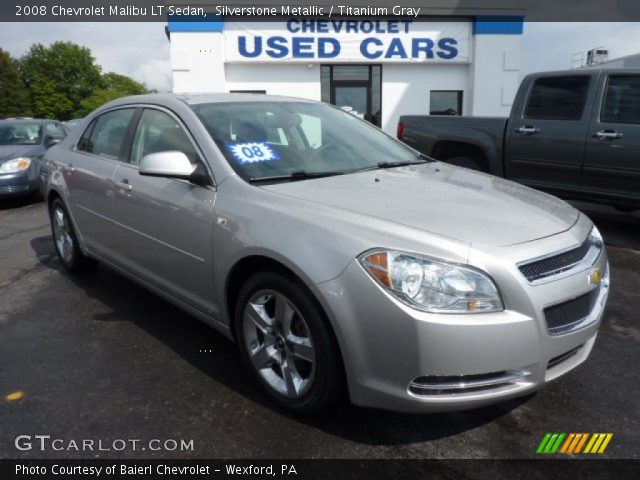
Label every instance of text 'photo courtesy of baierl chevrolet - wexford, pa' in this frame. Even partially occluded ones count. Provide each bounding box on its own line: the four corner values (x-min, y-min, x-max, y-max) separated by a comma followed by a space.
0, 1, 639, 479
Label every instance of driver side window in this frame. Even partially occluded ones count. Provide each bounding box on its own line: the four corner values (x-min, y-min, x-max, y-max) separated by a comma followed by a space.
130, 109, 200, 166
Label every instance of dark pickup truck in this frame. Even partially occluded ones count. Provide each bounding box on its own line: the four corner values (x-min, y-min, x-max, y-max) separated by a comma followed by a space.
398, 69, 640, 210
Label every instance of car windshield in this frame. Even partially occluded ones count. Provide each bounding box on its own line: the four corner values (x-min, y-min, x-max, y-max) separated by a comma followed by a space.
0, 122, 43, 146
192, 101, 421, 182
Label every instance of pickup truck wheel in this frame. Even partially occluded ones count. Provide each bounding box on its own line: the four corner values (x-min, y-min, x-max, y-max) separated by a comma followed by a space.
49, 199, 95, 272
446, 156, 488, 172
235, 272, 343, 413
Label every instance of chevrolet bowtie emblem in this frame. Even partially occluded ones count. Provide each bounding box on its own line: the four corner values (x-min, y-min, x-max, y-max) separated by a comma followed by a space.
589, 268, 603, 285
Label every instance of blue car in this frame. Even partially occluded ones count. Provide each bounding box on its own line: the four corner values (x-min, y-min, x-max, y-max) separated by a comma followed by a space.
0, 118, 68, 199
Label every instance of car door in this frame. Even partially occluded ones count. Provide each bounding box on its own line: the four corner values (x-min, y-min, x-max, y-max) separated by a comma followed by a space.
65, 108, 137, 257
506, 74, 594, 194
582, 73, 640, 202
111, 107, 217, 315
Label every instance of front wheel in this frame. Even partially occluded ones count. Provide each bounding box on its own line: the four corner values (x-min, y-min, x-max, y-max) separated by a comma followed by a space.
235, 272, 344, 413
50, 198, 94, 272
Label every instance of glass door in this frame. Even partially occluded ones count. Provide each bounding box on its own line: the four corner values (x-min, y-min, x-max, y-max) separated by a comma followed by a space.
321, 65, 381, 126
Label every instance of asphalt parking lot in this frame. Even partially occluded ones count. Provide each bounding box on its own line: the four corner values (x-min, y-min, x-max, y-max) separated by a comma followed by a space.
1, 198, 638, 460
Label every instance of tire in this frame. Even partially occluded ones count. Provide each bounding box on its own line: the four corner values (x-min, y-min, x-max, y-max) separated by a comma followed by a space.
445, 156, 488, 172
235, 271, 344, 413
49, 198, 94, 272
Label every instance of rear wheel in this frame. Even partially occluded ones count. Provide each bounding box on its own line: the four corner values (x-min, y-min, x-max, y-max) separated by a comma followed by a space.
235, 271, 343, 413
50, 198, 94, 272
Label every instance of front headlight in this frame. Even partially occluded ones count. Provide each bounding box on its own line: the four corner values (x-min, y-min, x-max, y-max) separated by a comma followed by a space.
0, 157, 31, 174
358, 249, 504, 314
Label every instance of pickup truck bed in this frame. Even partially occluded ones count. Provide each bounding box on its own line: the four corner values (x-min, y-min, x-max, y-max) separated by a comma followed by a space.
399, 116, 507, 175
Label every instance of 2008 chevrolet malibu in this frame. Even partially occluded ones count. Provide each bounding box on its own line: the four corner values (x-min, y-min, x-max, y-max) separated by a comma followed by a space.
44, 94, 609, 413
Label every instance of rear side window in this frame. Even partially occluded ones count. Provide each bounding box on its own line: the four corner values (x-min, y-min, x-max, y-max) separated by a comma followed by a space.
525, 76, 590, 120
601, 75, 640, 124
77, 109, 135, 160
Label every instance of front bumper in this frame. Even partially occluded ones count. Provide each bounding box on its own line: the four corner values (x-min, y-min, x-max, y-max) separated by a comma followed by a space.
0, 168, 39, 197
316, 217, 609, 413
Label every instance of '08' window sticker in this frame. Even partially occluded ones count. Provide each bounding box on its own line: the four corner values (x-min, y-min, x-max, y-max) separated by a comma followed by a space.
227, 142, 280, 165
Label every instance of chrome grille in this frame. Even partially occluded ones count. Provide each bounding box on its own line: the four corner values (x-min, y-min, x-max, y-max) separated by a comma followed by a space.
544, 288, 599, 335
519, 238, 591, 282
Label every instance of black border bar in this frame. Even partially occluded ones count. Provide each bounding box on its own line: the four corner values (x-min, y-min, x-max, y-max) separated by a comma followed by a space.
2, 0, 640, 22
1, 459, 639, 480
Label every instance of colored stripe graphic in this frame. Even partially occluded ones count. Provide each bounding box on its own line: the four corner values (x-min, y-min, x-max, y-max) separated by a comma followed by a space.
537, 433, 613, 454
584, 433, 614, 454
537, 433, 552, 453
537, 433, 565, 454
573, 433, 589, 453
559, 433, 575, 453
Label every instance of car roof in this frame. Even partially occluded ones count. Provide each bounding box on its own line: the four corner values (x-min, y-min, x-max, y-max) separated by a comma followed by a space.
101, 92, 319, 110
0, 118, 55, 124
526, 68, 640, 77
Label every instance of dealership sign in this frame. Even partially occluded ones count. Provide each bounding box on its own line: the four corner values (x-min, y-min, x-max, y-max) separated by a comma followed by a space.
225, 20, 470, 63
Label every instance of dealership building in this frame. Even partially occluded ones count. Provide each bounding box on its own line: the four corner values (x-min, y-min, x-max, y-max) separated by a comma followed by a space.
167, 12, 524, 134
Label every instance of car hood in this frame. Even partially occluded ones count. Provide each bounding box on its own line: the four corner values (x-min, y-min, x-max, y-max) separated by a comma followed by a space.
260, 162, 580, 247
0, 145, 42, 161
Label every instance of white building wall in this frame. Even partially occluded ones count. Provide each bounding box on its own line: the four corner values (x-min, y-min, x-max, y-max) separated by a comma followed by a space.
171, 32, 225, 93
468, 34, 522, 116
381, 63, 470, 133
225, 63, 321, 100
169, 19, 523, 131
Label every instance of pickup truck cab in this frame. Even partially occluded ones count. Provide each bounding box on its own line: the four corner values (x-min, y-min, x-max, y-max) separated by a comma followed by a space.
398, 69, 640, 210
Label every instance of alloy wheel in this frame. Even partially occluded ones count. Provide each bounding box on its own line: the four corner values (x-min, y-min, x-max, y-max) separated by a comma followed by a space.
242, 290, 316, 398
52, 207, 74, 263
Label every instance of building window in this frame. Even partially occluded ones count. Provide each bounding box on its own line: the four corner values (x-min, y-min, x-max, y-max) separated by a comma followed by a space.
229, 90, 266, 94
430, 91, 463, 115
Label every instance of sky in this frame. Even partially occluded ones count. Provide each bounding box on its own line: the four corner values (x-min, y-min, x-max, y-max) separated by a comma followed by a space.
0, 22, 639, 92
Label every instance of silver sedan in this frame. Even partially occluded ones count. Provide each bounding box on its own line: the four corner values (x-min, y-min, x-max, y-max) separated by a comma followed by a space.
44, 94, 609, 413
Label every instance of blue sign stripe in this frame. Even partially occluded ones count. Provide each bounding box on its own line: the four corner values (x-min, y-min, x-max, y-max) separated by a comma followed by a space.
168, 14, 223, 32
473, 16, 524, 35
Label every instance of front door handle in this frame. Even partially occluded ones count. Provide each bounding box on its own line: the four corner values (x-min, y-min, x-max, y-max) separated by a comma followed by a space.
516, 125, 541, 135
593, 130, 623, 140
115, 179, 133, 192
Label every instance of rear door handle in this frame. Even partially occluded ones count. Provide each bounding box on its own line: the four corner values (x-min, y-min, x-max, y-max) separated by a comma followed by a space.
516, 125, 540, 135
593, 130, 623, 140
115, 179, 133, 192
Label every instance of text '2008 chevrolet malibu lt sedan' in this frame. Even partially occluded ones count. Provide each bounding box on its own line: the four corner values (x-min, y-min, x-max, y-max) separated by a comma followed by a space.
44, 94, 609, 413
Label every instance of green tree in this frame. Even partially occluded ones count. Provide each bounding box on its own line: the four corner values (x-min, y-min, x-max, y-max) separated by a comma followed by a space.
19, 41, 102, 119
77, 72, 153, 116
30, 79, 73, 119
0, 48, 33, 118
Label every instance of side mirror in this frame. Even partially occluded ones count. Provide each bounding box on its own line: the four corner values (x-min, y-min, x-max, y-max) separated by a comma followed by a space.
45, 136, 61, 148
139, 151, 196, 180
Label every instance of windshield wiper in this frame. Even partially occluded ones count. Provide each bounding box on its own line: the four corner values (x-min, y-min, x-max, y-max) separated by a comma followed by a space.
377, 158, 429, 169
348, 157, 429, 174
249, 170, 344, 184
